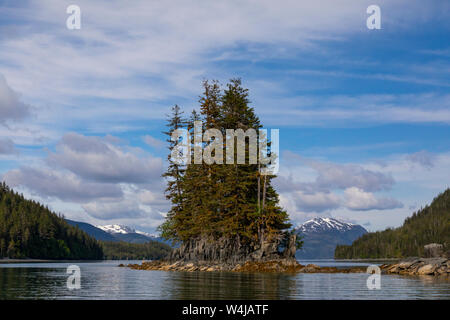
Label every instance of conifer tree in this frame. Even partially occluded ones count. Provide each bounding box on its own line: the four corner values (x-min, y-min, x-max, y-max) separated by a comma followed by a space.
160, 80, 292, 259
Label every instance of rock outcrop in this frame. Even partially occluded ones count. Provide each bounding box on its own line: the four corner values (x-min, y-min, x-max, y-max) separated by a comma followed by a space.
423, 243, 444, 258
125, 259, 367, 273
380, 257, 449, 276
168, 233, 298, 265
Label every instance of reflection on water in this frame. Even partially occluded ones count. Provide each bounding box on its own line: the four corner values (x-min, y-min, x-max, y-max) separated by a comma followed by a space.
0, 261, 448, 300
166, 271, 298, 299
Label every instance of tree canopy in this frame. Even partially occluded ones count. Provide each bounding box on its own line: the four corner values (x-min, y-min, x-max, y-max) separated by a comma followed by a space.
0, 182, 103, 259
159, 79, 291, 249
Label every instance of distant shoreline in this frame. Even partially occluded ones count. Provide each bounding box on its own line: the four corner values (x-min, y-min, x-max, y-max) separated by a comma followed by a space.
0, 257, 402, 264
0, 258, 55, 263
0, 258, 105, 264
332, 258, 401, 262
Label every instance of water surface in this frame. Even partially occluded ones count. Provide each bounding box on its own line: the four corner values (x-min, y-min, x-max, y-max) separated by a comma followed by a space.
0, 260, 448, 299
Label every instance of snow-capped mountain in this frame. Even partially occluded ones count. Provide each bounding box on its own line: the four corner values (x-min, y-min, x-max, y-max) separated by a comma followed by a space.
295, 217, 367, 259
297, 217, 358, 234
136, 230, 158, 238
66, 219, 171, 245
97, 224, 136, 234
96, 224, 158, 237
95, 224, 163, 243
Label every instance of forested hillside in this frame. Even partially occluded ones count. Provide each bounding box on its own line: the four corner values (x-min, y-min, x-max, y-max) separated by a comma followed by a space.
101, 241, 172, 260
335, 189, 450, 259
0, 183, 103, 259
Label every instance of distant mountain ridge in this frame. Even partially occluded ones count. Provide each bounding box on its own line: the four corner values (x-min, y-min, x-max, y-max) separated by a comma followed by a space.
65, 219, 118, 242
96, 224, 157, 238
66, 220, 167, 244
295, 217, 367, 259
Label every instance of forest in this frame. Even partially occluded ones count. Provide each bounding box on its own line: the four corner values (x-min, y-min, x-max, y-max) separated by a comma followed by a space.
101, 241, 172, 260
0, 182, 103, 259
335, 189, 450, 259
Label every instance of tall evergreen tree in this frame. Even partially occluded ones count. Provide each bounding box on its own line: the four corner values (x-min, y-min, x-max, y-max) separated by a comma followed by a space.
160, 105, 187, 241
160, 80, 293, 261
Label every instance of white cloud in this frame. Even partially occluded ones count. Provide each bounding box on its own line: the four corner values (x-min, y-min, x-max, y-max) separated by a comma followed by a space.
0, 75, 30, 123
277, 152, 395, 193
82, 199, 145, 220
344, 187, 403, 211
2, 167, 123, 202
47, 133, 163, 184
0, 138, 16, 154
143, 135, 165, 149
294, 191, 341, 213
406, 150, 435, 169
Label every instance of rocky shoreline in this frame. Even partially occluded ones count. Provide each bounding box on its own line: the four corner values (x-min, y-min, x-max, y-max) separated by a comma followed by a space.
123, 259, 367, 273
123, 257, 450, 276
380, 257, 450, 276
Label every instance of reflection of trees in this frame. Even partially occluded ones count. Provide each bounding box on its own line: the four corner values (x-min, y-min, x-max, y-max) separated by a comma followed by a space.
166, 271, 298, 299
0, 268, 27, 299
0, 267, 67, 299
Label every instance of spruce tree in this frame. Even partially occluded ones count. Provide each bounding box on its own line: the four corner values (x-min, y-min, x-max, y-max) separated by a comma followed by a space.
160, 80, 293, 261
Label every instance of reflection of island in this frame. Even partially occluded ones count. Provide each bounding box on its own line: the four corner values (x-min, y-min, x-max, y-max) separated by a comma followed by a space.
164, 271, 297, 300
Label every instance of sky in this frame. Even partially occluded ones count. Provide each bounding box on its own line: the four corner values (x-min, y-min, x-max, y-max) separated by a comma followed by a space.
0, 0, 449, 233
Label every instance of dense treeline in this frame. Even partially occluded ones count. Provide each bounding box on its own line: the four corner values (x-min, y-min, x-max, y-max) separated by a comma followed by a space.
101, 241, 172, 260
159, 79, 292, 249
335, 189, 450, 259
0, 182, 103, 259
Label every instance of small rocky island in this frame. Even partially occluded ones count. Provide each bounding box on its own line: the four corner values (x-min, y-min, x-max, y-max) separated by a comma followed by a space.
125, 243, 449, 276
126, 259, 367, 273
129, 82, 449, 277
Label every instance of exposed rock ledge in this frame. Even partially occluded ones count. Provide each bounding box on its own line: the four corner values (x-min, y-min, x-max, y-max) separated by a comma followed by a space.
380, 258, 450, 276
122, 258, 450, 276
123, 259, 367, 273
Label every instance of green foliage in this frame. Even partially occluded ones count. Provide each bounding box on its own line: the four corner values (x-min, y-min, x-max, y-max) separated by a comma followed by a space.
335, 189, 450, 259
0, 182, 103, 259
295, 234, 304, 250
101, 241, 172, 260
160, 79, 291, 247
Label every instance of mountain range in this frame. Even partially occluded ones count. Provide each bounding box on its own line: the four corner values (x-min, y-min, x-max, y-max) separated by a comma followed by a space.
66, 217, 367, 258
295, 217, 367, 259
65, 220, 167, 244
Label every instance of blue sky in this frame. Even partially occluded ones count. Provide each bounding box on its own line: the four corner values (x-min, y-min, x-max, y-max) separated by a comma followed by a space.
0, 0, 449, 233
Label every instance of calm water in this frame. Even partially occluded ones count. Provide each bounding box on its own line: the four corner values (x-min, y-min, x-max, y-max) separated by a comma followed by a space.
0, 260, 449, 300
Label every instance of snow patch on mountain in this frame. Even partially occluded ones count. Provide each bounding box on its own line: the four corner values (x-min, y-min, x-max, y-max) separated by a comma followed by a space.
297, 217, 357, 234
96, 224, 157, 238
